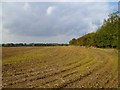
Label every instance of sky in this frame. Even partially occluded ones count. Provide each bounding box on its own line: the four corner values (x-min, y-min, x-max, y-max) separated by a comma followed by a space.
1, 1, 118, 43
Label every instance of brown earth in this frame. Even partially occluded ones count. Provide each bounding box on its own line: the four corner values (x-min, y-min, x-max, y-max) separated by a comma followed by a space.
2, 46, 118, 88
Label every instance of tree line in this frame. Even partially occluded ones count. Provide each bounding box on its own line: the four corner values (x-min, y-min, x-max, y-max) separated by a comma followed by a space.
69, 12, 120, 48
1, 43, 69, 47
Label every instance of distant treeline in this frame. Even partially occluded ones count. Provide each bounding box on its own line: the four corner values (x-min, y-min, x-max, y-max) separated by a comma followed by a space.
2, 43, 69, 47
69, 12, 120, 48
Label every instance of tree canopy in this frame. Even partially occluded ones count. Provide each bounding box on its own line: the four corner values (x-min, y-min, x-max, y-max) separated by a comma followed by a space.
69, 12, 120, 48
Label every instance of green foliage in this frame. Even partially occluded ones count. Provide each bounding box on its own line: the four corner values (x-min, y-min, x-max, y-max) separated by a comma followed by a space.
69, 12, 119, 48
69, 38, 77, 45
2, 43, 69, 47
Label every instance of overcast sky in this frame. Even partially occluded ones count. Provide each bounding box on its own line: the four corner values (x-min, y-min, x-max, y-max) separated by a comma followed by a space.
2, 2, 118, 43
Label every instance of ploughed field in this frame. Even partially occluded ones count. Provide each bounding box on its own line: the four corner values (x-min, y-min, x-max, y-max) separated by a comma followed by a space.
2, 46, 118, 88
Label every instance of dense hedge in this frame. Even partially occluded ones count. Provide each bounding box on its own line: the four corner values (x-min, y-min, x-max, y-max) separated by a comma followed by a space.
2, 43, 69, 47
69, 12, 120, 48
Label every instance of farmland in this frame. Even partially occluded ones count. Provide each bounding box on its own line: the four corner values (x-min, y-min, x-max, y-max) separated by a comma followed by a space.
2, 46, 118, 88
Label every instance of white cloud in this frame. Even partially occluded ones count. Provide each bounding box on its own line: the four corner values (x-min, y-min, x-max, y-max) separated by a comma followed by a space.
46, 6, 55, 15
88, 22, 98, 33
0, 3, 2, 43
1, 0, 119, 2
2, 2, 117, 43
23, 2, 30, 10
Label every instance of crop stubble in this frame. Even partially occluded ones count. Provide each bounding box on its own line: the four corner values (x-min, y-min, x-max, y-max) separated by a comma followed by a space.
2, 46, 118, 88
